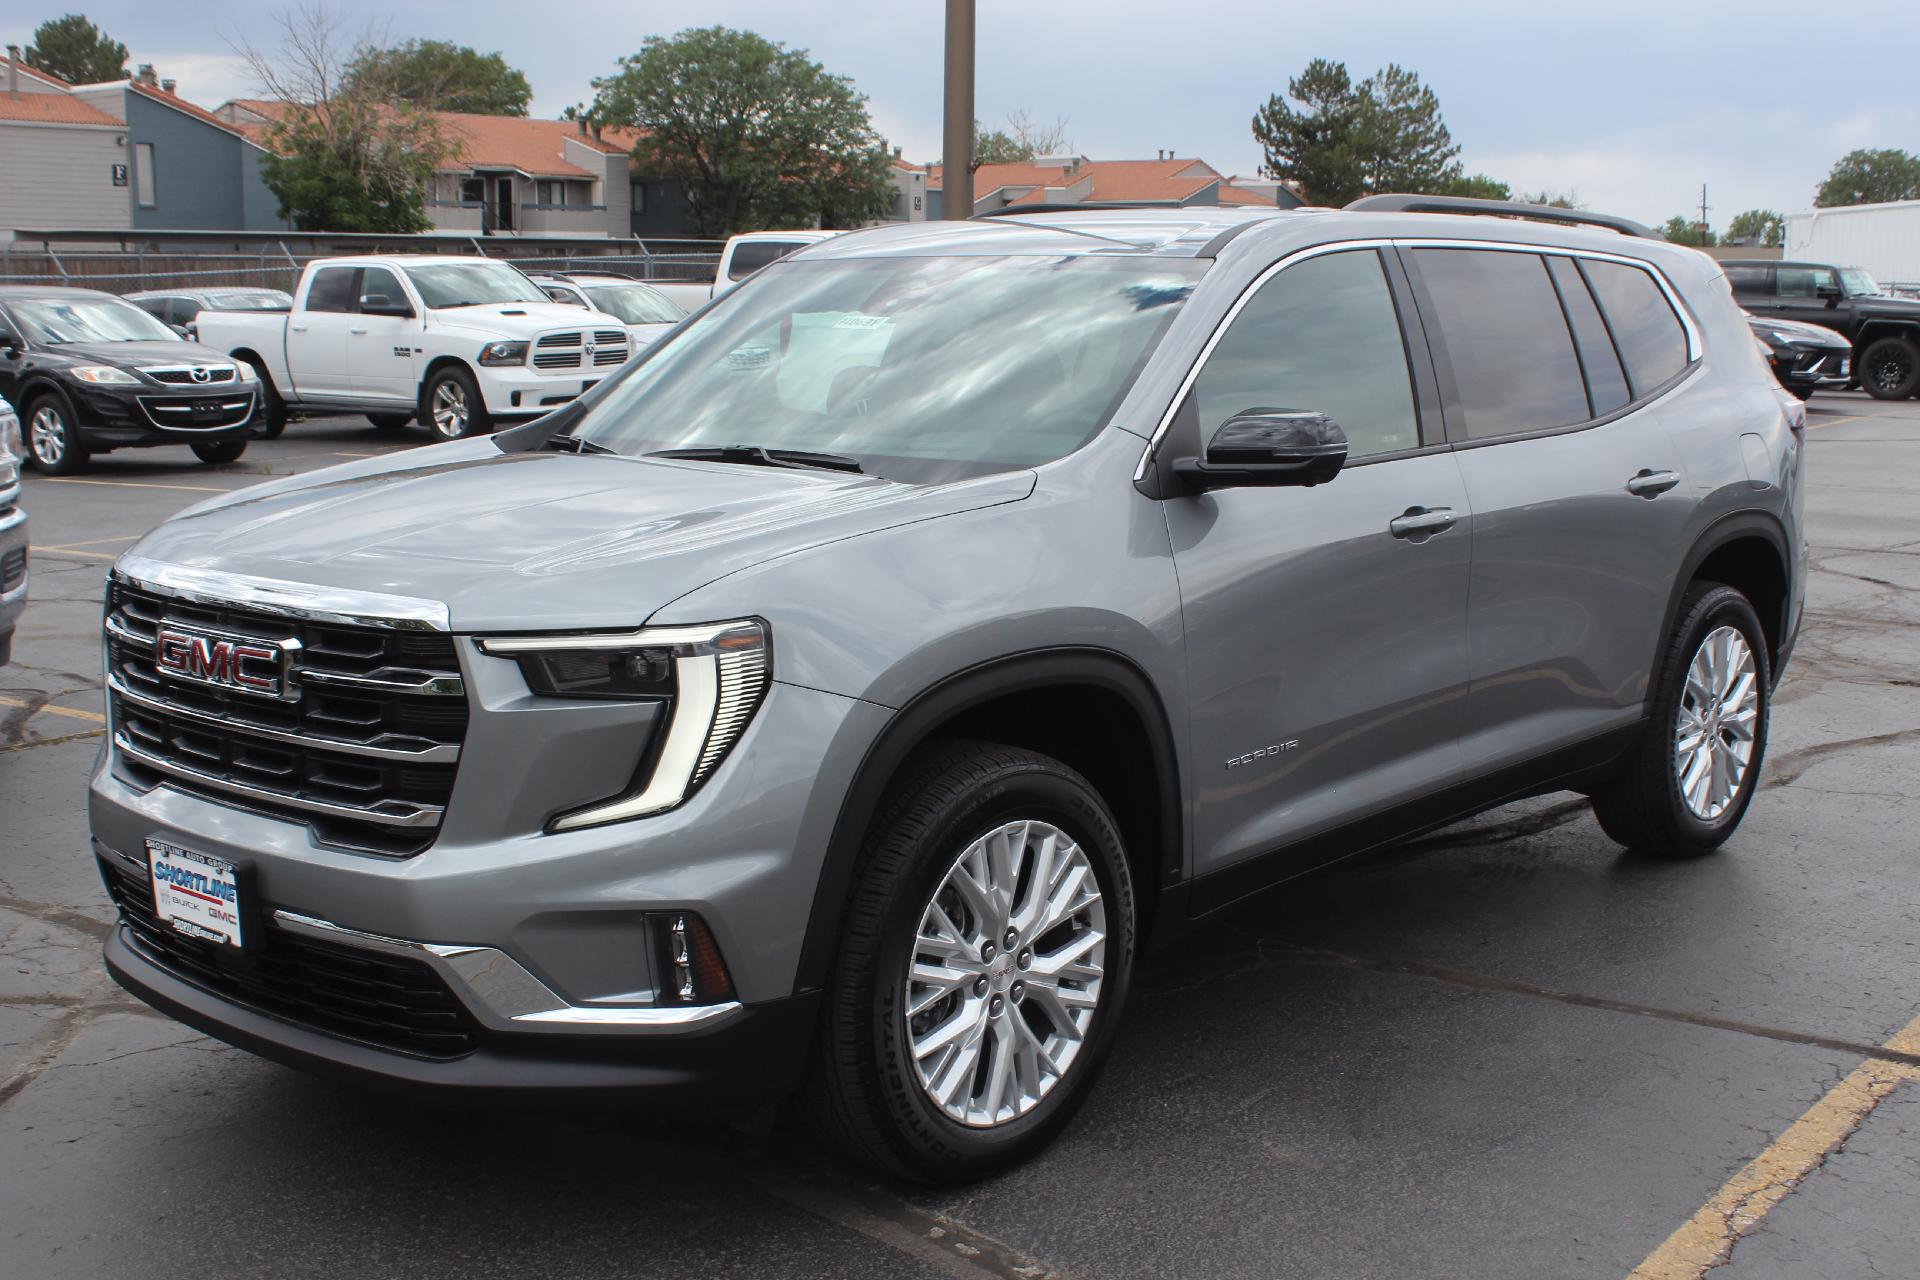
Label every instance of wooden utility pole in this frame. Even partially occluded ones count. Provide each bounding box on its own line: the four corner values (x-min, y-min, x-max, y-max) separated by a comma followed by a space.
942, 0, 975, 219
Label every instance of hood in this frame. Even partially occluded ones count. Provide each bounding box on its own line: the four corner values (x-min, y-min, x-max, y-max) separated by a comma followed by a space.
43, 339, 237, 369
427, 302, 625, 339
123, 444, 1035, 632
1860, 293, 1920, 316
627, 323, 677, 347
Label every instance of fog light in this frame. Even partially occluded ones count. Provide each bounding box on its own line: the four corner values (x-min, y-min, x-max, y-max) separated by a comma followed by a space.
657, 911, 734, 1005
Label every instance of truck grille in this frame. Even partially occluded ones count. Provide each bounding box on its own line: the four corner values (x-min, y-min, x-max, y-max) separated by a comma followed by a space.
532, 328, 629, 370
105, 579, 467, 857
1, 546, 23, 592
101, 853, 479, 1058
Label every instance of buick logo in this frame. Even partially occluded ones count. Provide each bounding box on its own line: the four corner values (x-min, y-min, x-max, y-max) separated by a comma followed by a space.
189, 366, 212, 384
155, 625, 299, 701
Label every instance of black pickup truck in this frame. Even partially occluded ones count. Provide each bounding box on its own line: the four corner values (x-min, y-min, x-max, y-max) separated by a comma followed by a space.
1723, 260, 1920, 399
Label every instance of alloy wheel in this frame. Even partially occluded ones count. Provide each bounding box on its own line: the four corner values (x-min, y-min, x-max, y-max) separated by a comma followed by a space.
904, 819, 1106, 1128
1869, 347, 1914, 395
430, 381, 469, 438
1673, 625, 1760, 820
30, 406, 65, 466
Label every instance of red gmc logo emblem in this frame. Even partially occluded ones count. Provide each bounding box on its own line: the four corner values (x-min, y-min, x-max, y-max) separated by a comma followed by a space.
154, 626, 296, 700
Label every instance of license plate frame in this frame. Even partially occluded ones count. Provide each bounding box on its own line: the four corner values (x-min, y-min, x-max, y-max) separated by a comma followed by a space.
146, 838, 246, 949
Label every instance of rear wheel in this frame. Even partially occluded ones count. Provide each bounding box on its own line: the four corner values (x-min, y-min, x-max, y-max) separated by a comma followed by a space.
804, 742, 1136, 1184
1590, 584, 1770, 858
191, 439, 248, 465
24, 393, 88, 475
1859, 337, 1920, 400
420, 367, 490, 441
1787, 384, 1815, 401
366, 413, 413, 433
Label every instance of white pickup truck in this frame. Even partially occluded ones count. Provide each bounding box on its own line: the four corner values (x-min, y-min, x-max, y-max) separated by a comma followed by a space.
648, 230, 843, 313
195, 255, 631, 440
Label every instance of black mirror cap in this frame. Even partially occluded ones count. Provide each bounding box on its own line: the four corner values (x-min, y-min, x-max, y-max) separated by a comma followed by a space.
1173, 408, 1349, 491
359, 295, 414, 318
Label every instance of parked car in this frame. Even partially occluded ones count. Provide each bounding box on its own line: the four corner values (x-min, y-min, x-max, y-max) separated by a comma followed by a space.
648, 230, 843, 312
193, 256, 630, 441
1723, 259, 1920, 398
1745, 312, 1852, 399
0, 395, 25, 666
125, 288, 294, 340
525, 272, 687, 350
0, 286, 260, 475
95, 199, 1803, 1184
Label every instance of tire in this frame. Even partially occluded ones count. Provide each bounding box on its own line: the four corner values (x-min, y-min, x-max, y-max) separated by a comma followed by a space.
366, 413, 413, 433
242, 359, 287, 439
1858, 337, 1920, 400
191, 439, 248, 465
1787, 384, 1815, 401
419, 367, 490, 441
804, 741, 1137, 1184
1590, 583, 1771, 858
23, 392, 89, 475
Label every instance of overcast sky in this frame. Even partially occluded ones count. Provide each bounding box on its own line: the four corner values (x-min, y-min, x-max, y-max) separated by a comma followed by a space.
7, 1, 1915, 226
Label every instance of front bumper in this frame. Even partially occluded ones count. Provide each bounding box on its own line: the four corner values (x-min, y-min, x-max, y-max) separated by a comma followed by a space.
0, 504, 26, 665
473, 365, 609, 418
70, 379, 259, 446
1770, 347, 1851, 391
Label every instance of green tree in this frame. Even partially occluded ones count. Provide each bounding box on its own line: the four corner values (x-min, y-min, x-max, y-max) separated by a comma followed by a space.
973, 126, 1031, 165
1660, 215, 1717, 247
24, 13, 128, 84
1814, 148, 1920, 207
967, 111, 1072, 166
240, 5, 451, 233
1516, 190, 1579, 209
344, 39, 531, 116
1726, 208, 1784, 247
1443, 172, 1512, 200
1251, 59, 1461, 206
592, 26, 892, 236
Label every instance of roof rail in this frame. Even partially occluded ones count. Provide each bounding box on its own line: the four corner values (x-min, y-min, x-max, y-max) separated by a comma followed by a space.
974, 202, 1172, 217
1344, 194, 1656, 239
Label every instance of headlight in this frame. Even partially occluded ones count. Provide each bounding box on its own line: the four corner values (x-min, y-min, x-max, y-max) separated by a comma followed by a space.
70, 366, 140, 384
234, 362, 258, 383
478, 340, 529, 366
478, 619, 770, 830
0, 408, 20, 462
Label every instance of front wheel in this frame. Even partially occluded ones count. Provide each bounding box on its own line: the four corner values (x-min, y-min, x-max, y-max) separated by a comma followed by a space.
24, 393, 89, 475
1590, 583, 1771, 858
366, 413, 413, 433
1859, 337, 1920, 400
191, 438, 248, 465
420, 367, 490, 441
1787, 384, 1815, 401
804, 742, 1136, 1184
242, 360, 287, 438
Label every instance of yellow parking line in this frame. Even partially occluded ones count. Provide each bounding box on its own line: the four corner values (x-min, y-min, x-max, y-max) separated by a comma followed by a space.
39, 534, 142, 550
42, 477, 228, 493
1626, 1015, 1920, 1278
1805, 413, 1864, 431
29, 545, 118, 561
0, 694, 106, 724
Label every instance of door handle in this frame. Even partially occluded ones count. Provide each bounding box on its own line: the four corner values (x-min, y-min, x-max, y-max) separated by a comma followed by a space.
1626, 469, 1680, 498
348, 326, 368, 335
1389, 506, 1458, 539
289, 324, 308, 333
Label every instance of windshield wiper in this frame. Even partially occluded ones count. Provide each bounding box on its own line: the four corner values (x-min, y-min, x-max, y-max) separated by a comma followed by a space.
543, 433, 617, 455
647, 445, 865, 474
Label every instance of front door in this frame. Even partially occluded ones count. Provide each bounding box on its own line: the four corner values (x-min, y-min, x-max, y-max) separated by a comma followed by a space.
287, 265, 359, 400
1771, 264, 1849, 335
346, 266, 421, 405
1165, 248, 1473, 896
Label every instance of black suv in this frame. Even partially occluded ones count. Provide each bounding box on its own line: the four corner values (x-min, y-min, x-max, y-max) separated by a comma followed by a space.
1723, 260, 1920, 399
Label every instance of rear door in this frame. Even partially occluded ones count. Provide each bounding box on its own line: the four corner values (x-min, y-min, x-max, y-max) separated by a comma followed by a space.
1403, 246, 1700, 769
1165, 247, 1473, 896
345, 265, 421, 405
286, 266, 359, 399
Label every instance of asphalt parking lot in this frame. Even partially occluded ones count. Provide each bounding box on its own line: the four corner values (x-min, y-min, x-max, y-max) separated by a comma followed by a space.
3, 396, 1917, 1280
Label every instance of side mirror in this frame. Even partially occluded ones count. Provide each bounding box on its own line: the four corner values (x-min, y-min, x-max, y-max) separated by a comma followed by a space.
169, 323, 192, 339
1173, 408, 1349, 491
1815, 283, 1841, 303
0, 329, 20, 353
359, 294, 414, 318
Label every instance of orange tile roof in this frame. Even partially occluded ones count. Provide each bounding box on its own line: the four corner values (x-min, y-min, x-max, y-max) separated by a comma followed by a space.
931, 157, 1228, 206
1216, 185, 1279, 207
0, 92, 121, 126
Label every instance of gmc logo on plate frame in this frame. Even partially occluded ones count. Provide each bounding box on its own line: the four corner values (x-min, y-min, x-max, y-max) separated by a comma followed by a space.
154, 626, 299, 701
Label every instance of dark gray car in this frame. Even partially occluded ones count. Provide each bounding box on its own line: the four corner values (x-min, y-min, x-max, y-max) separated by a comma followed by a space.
90, 199, 1805, 1183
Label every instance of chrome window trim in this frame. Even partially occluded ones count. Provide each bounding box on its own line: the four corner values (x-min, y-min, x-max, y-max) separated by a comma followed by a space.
1133, 236, 1704, 480
115, 555, 452, 632
272, 910, 743, 1034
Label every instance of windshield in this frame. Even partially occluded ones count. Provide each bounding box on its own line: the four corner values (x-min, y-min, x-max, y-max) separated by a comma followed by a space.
403, 262, 550, 309
585, 284, 684, 326
10, 297, 179, 344
205, 290, 292, 312
565, 256, 1202, 483
1839, 268, 1883, 297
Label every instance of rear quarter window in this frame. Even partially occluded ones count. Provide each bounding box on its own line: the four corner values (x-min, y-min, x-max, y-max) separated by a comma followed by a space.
1722, 263, 1772, 294
1580, 260, 1690, 396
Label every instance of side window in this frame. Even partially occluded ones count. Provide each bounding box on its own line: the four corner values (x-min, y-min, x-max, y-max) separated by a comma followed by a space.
1723, 263, 1772, 295
1189, 249, 1419, 461
1775, 266, 1834, 298
1580, 260, 1690, 395
357, 266, 407, 311
1546, 257, 1630, 416
728, 241, 801, 281
173, 298, 202, 324
304, 268, 358, 314
1409, 248, 1588, 440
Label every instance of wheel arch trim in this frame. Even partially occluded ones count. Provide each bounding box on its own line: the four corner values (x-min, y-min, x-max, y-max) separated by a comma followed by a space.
1658, 510, 1792, 678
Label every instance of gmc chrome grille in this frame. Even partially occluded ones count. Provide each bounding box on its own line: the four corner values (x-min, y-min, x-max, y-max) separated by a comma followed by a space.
105, 579, 467, 856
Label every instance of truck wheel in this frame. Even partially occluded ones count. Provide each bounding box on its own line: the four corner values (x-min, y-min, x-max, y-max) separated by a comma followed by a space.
1590, 583, 1770, 858
191, 439, 248, 465
421, 367, 490, 441
366, 413, 413, 433
241, 359, 287, 438
1859, 337, 1920, 400
24, 392, 89, 475
803, 742, 1136, 1184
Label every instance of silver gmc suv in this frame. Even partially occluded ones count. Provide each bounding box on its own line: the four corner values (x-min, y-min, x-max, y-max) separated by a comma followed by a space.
92, 198, 1806, 1182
